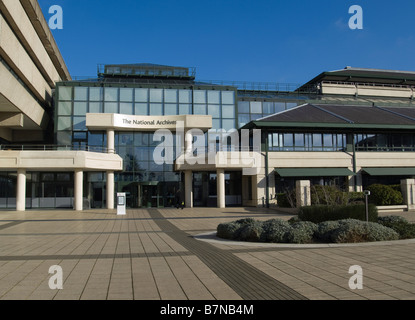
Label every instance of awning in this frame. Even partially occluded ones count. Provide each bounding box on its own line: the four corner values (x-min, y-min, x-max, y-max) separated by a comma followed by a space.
362, 167, 415, 176
275, 168, 355, 177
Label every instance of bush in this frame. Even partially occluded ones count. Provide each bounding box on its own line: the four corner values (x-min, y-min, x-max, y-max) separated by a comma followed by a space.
217, 222, 241, 240
260, 219, 292, 243
298, 204, 378, 223
377, 215, 415, 239
236, 220, 264, 242
330, 219, 399, 243
315, 220, 342, 242
286, 221, 318, 244
367, 184, 403, 206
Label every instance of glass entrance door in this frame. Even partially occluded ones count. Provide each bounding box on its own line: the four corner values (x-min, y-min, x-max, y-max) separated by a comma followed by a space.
138, 183, 163, 208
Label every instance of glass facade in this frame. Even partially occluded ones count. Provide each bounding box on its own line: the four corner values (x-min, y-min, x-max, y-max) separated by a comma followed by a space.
268, 133, 347, 152
55, 83, 237, 208
238, 100, 300, 127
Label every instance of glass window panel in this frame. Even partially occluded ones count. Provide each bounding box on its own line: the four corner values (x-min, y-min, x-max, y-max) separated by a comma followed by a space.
164, 104, 178, 115
150, 103, 163, 115
313, 134, 322, 147
74, 87, 88, 101
250, 114, 262, 121
250, 102, 262, 114
57, 117, 71, 130
275, 102, 286, 113
120, 102, 133, 115
89, 102, 102, 113
73, 102, 87, 116
179, 90, 192, 103
135, 88, 148, 102
208, 104, 220, 118
164, 89, 178, 103
208, 91, 220, 104
222, 105, 235, 118
263, 102, 274, 114
194, 104, 207, 115
377, 134, 388, 148
135, 103, 148, 115
212, 119, 221, 130
73, 132, 87, 140
222, 91, 235, 104
283, 134, 294, 146
120, 88, 133, 102
88, 132, 104, 146
222, 119, 236, 131
104, 102, 118, 113
150, 89, 163, 102
57, 131, 72, 145
58, 101, 72, 116
273, 133, 279, 147
295, 134, 305, 147
73, 117, 86, 131
89, 87, 102, 101
179, 104, 191, 114
58, 87, 72, 101
238, 101, 250, 113
194, 90, 207, 103
238, 114, 250, 127
323, 134, 333, 147
104, 88, 118, 102
286, 103, 298, 109
134, 133, 149, 146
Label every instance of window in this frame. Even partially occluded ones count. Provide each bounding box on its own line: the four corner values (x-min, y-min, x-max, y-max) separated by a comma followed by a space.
74, 102, 87, 116
179, 90, 192, 103
104, 102, 118, 113
194, 90, 207, 104
150, 103, 163, 115
59, 87, 72, 101
222, 105, 235, 118
250, 102, 262, 114
74, 87, 88, 101
89, 88, 102, 101
58, 101, 72, 116
238, 101, 250, 113
105, 88, 118, 102
165, 89, 178, 103
208, 104, 221, 118
135, 88, 148, 102
208, 91, 220, 104
120, 102, 133, 115
120, 88, 133, 102
263, 102, 274, 114
150, 89, 163, 102
135, 103, 148, 115
194, 104, 207, 115
222, 91, 235, 104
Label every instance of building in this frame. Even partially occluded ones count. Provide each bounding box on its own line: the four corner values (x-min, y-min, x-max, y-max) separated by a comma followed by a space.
1, 2, 415, 211
0, 0, 122, 211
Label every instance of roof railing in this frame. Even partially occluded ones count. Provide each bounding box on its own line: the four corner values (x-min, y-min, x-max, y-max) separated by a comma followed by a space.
0, 145, 109, 153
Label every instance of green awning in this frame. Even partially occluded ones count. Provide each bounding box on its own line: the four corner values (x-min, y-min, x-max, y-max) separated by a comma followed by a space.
275, 168, 355, 177
362, 167, 415, 176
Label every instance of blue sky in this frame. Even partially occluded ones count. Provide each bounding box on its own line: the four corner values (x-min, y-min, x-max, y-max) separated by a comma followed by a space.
38, 0, 415, 85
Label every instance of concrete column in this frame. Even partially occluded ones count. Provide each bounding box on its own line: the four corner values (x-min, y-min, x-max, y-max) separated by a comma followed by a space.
401, 179, 415, 210
217, 169, 226, 208
185, 130, 193, 155
296, 180, 311, 208
107, 129, 115, 154
74, 169, 83, 211
184, 170, 193, 208
107, 171, 115, 209
16, 169, 26, 212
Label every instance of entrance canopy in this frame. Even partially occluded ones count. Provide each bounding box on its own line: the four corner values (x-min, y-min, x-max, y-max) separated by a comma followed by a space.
362, 167, 415, 176
86, 113, 212, 132
275, 167, 355, 177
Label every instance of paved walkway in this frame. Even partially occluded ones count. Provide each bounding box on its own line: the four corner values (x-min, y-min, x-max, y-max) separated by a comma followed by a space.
0, 207, 414, 300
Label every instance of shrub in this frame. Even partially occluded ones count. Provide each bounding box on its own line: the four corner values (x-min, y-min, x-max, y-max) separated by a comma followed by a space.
298, 204, 378, 223
236, 220, 264, 242
217, 222, 240, 240
286, 221, 318, 244
277, 190, 296, 208
330, 219, 399, 243
311, 185, 348, 206
260, 219, 292, 243
367, 184, 403, 206
315, 220, 342, 242
377, 215, 415, 239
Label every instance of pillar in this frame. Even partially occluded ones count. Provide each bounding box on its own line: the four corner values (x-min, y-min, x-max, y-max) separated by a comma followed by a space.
74, 169, 83, 211
107, 129, 115, 154
16, 169, 26, 212
107, 171, 114, 209
296, 180, 311, 208
401, 179, 415, 210
184, 170, 193, 208
185, 130, 193, 155
217, 169, 225, 209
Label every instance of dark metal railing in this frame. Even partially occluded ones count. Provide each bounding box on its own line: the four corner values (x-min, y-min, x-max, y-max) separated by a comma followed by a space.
0, 145, 109, 153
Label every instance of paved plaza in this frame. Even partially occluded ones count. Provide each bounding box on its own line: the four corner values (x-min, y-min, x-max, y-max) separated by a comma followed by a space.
0, 207, 414, 300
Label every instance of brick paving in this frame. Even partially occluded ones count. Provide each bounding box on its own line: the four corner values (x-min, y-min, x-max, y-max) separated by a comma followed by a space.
0, 207, 414, 300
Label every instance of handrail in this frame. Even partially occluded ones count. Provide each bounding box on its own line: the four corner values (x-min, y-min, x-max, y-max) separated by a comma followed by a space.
0, 145, 110, 153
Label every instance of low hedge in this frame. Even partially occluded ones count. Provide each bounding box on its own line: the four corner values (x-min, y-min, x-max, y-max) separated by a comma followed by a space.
298, 204, 378, 223
216, 216, 406, 244
377, 215, 415, 239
